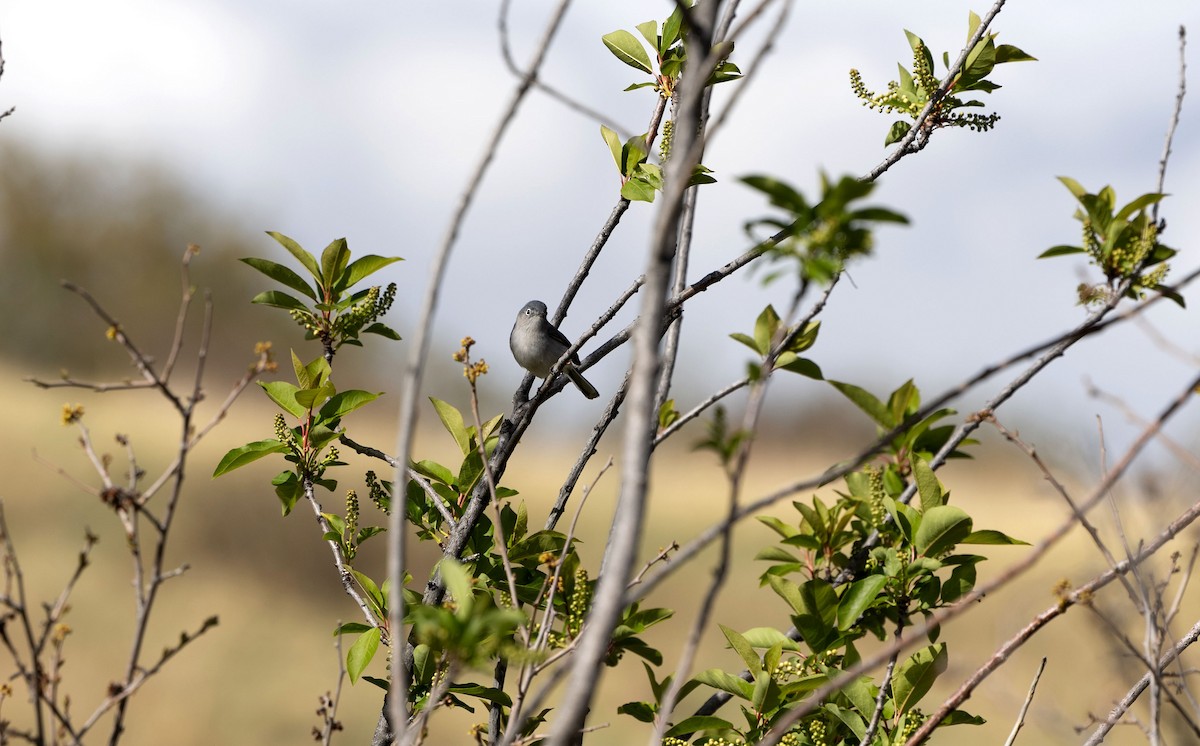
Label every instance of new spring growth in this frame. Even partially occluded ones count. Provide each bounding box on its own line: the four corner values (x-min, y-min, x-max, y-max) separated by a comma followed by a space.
61, 403, 84, 425
453, 336, 488, 385
253, 341, 279, 373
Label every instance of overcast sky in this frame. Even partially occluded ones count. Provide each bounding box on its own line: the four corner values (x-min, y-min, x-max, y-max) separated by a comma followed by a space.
3, 0, 1199, 466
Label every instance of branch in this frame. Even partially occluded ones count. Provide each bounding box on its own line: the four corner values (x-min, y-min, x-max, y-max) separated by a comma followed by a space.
384, 2, 577, 738
1002, 657, 1047, 746
1152, 26, 1187, 223
74, 616, 219, 741
497, 0, 629, 137
546, 3, 722, 741
1084, 617, 1200, 745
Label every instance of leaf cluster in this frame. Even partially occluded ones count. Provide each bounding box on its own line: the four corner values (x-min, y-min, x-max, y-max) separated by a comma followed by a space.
597, 5, 733, 203
214, 350, 380, 514
1040, 177, 1181, 306
848, 11, 1035, 145
729, 304, 823, 382
241, 232, 402, 351
742, 173, 908, 285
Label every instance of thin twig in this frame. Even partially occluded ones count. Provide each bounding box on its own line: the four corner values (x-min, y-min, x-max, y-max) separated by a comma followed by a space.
1152, 26, 1187, 223
1002, 657, 1047, 746
497, 0, 629, 137
862, 648, 902, 746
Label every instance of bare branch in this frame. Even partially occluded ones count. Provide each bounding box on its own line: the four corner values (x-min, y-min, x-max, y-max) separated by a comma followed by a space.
1003, 657, 1047, 746
1152, 26, 1187, 222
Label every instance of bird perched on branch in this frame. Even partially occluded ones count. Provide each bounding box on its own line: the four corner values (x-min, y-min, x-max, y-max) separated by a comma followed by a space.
509, 300, 599, 399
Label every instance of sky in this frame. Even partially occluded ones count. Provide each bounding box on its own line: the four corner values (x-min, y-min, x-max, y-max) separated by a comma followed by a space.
3, 0, 1199, 468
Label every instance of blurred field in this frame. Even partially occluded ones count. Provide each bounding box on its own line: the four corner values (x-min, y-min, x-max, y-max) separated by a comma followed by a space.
3, 357, 1199, 745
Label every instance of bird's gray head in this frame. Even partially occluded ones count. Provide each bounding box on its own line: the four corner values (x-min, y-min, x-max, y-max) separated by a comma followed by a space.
517, 300, 548, 323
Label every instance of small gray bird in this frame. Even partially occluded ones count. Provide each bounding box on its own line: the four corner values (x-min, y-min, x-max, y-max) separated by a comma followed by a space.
510, 300, 599, 399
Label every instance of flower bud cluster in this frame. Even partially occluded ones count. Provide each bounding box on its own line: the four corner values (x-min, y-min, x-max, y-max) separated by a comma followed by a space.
365, 470, 392, 515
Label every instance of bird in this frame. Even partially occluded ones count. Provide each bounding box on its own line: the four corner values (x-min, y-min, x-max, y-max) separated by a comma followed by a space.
509, 300, 599, 399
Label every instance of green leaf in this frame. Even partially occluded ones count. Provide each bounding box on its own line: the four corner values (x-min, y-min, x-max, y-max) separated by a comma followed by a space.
335, 622, 373, 636
800, 578, 839, 627
319, 390, 382, 421
240, 257, 319, 300
439, 558, 473, 616
755, 546, 800, 563
430, 397, 470, 456
741, 174, 809, 213
620, 133, 649, 176
825, 702, 867, 740
617, 701, 656, 723
1038, 245, 1086, 258
258, 381, 307, 419
943, 709, 987, 725
1153, 284, 1187, 308
893, 643, 947, 714
411, 643, 435, 686
339, 254, 403, 291
1057, 175, 1088, 199
249, 290, 309, 312
346, 626, 381, 683
756, 515, 799, 540
915, 505, 973, 557
911, 455, 943, 511
602, 29, 653, 74
600, 125, 623, 171
265, 231, 321, 281
689, 163, 717, 187
753, 305, 780, 355
740, 627, 803, 651
775, 354, 823, 379
323, 512, 346, 536
446, 684, 513, 707
320, 238, 351, 293
660, 6, 683, 55
719, 625, 761, 675
885, 120, 911, 146
351, 569, 385, 614
837, 575, 888, 630
412, 459, 455, 486
295, 380, 335, 410
272, 471, 302, 516
1114, 192, 1166, 222
212, 439, 287, 477
729, 332, 759, 353
829, 380, 892, 428
635, 20, 658, 49
994, 44, 1037, 63
621, 176, 657, 203
362, 322, 401, 340
766, 576, 805, 616
692, 669, 754, 700
961, 529, 1028, 545
665, 716, 736, 738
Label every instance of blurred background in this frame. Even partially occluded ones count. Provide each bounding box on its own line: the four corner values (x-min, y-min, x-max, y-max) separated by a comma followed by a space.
2, 0, 1199, 743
